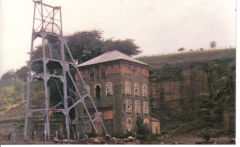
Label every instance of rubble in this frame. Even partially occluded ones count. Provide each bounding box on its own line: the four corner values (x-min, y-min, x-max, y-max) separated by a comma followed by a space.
195, 138, 235, 144
52, 135, 141, 144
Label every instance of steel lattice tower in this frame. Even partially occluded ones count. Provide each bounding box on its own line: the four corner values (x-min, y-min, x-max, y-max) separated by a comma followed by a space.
24, 0, 107, 141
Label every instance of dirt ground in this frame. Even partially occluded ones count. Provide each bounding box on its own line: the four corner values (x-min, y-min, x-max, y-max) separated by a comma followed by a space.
0, 136, 235, 144
151, 135, 235, 144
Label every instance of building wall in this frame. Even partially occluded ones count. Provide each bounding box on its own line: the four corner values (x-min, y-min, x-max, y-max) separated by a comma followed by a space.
77, 60, 150, 136
151, 118, 160, 135
121, 73, 150, 133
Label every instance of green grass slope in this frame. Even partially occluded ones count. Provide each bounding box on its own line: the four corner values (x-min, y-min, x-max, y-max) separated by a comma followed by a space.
0, 79, 25, 122
0, 79, 46, 124
138, 48, 235, 68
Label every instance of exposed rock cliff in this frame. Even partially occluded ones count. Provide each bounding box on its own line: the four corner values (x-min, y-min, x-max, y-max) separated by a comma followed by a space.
139, 49, 235, 137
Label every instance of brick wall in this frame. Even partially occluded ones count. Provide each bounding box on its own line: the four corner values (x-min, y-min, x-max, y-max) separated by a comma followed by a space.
77, 60, 150, 136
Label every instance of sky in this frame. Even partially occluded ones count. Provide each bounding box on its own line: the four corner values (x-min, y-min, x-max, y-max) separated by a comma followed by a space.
0, 0, 236, 76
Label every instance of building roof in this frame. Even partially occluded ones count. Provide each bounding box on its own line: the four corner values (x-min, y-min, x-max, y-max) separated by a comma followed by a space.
78, 50, 149, 67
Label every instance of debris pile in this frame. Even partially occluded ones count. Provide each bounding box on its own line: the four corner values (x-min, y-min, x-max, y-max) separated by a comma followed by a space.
195, 138, 235, 144
53, 135, 141, 144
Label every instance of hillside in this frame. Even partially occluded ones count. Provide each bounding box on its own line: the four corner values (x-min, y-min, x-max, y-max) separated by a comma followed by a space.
0, 79, 47, 123
138, 48, 236, 138
0, 79, 25, 122
0, 48, 236, 142
138, 49, 235, 67
0, 78, 49, 141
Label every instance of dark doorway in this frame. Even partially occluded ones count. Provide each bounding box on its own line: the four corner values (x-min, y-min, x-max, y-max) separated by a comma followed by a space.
95, 85, 101, 98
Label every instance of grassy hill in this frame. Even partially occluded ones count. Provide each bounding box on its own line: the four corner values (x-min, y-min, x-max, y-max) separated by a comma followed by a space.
0, 79, 47, 123
138, 48, 235, 67
0, 79, 26, 122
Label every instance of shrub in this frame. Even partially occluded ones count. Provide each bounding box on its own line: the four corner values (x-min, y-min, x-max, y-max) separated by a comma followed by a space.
135, 117, 151, 141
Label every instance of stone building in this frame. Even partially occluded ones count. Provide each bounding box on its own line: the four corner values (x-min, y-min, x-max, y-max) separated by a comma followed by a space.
76, 50, 159, 136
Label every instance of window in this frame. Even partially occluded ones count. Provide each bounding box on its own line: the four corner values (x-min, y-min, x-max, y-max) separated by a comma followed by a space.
126, 117, 132, 132
126, 99, 132, 113
85, 85, 90, 94
135, 100, 140, 114
95, 84, 101, 98
143, 118, 149, 124
94, 112, 102, 122
106, 82, 113, 96
143, 101, 149, 114
103, 110, 113, 120
95, 66, 99, 80
154, 126, 158, 134
94, 112, 103, 134
101, 67, 105, 79
90, 69, 94, 80
142, 84, 148, 97
125, 81, 131, 95
134, 83, 140, 96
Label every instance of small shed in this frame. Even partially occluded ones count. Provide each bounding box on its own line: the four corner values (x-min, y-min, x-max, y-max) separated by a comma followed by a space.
151, 117, 160, 135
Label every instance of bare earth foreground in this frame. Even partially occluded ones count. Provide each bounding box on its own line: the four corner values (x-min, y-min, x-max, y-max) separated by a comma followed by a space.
0, 135, 235, 144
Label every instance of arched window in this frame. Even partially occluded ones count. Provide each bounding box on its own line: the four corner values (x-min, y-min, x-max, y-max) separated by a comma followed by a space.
101, 67, 105, 79
126, 117, 132, 132
143, 118, 149, 124
85, 85, 90, 94
154, 126, 158, 134
134, 83, 140, 96
94, 112, 103, 134
106, 82, 113, 96
95, 84, 101, 98
142, 84, 148, 97
90, 69, 94, 80
125, 81, 131, 95
143, 101, 149, 114
135, 100, 140, 114
126, 99, 132, 113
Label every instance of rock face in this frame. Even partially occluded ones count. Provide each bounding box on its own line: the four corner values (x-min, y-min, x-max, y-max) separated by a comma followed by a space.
139, 49, 236, 137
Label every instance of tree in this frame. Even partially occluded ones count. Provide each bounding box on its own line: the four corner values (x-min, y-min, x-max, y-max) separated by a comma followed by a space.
30, 30, 141, 64
178, 47, 185, 52
15, 66, 29, 81
67, 30, 103, 64
102, 39, 141, 56
1, 69, 16, 80
135, 117, 151, 141
67, 30, 141, 63
210, 41, 216, 49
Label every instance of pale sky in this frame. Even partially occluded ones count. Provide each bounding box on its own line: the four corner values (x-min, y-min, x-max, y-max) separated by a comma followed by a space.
0, 0, 236, 76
